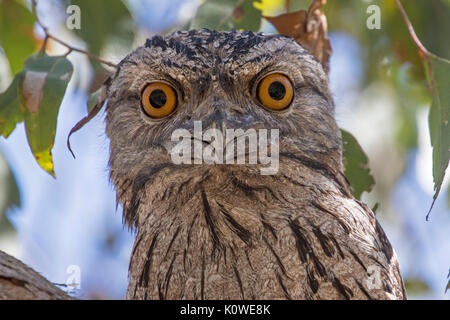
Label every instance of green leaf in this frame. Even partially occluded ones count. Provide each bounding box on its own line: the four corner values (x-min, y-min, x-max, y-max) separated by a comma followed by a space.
447, 186, 450, 209
17, 54, 73, 177
446, 270, 450, 293
190, 0, 261, 31
0, 151, 20, 234
404, 277, 430, 296
371, 203, 379, 214
0, 0, 36, 74
88, 62, 111, 94
86, 64, 110, 113
341, 129, 375, 199
190, 0, 236, 30
70, 0, 133, 56
232, 0, 262, 31
425, 56, 450, 216
87, 87, 101, 113
0, 76, 23, 138
0, 53, 72, 176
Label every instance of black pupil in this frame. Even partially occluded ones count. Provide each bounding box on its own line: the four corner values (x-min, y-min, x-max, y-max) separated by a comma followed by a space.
149, 89, 167, 108
268, 81, 286, 100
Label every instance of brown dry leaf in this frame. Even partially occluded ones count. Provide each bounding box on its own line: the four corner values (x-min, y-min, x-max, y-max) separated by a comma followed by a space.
265, 0, 332, 74
89, 63, 112, 94
67, 80, 110, 158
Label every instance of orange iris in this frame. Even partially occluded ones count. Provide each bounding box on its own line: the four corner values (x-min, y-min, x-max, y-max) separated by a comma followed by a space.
257, 73, 293, 111
141, 82, 177, 119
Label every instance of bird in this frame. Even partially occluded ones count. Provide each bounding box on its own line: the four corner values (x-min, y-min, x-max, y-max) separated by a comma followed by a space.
104, 29, 406, 300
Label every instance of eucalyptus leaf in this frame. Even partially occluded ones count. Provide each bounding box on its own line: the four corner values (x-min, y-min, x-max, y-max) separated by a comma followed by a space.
0, 152, 20, 234
0, 0, 36, 74
70, 0, 134, 56
425, 56, 450, 217
232, 0, 261, 31
404, 277, 430, 295
190, 0, 261, 31
341, 129, 375, 200
446, 270, 450, 293
0, 77, 23, 138
17, 54, 73, 176
447, 186, 450, 209
87, 88, 101, 113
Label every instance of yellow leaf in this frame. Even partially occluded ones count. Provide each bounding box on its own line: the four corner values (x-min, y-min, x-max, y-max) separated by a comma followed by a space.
34, 146, 55, 177
253, 0, 284, 15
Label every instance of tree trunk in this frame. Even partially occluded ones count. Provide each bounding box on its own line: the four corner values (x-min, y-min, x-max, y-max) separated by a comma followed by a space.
0, 250, 71, 300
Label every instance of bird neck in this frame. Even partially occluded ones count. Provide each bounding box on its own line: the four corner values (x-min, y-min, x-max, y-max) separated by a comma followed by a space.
123, 160, 350, 299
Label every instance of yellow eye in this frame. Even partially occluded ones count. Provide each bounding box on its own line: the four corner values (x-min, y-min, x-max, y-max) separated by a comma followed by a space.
141, 82, 177, 118
257, 73, 293, 111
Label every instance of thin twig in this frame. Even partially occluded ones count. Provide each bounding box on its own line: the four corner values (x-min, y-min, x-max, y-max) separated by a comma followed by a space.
31, 0, 117, 68
394, 0, 450, 64
46, 34, 117, 67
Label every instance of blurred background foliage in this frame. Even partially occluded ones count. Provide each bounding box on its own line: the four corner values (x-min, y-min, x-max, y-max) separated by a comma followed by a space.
0, 0, 449, 299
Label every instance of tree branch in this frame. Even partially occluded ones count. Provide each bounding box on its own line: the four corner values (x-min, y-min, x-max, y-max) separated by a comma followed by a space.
31, 0, 118, 68
0, 251, 71, 300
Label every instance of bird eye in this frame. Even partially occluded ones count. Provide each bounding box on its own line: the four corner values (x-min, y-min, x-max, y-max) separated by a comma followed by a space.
257, 73, 293, 111
141, 82, 177, 119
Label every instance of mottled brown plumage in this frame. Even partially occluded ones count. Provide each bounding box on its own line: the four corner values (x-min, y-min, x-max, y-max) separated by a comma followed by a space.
105, 29, 406, 300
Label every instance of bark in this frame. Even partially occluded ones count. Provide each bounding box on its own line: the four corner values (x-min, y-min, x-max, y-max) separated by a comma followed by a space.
0, 250, 71, 300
